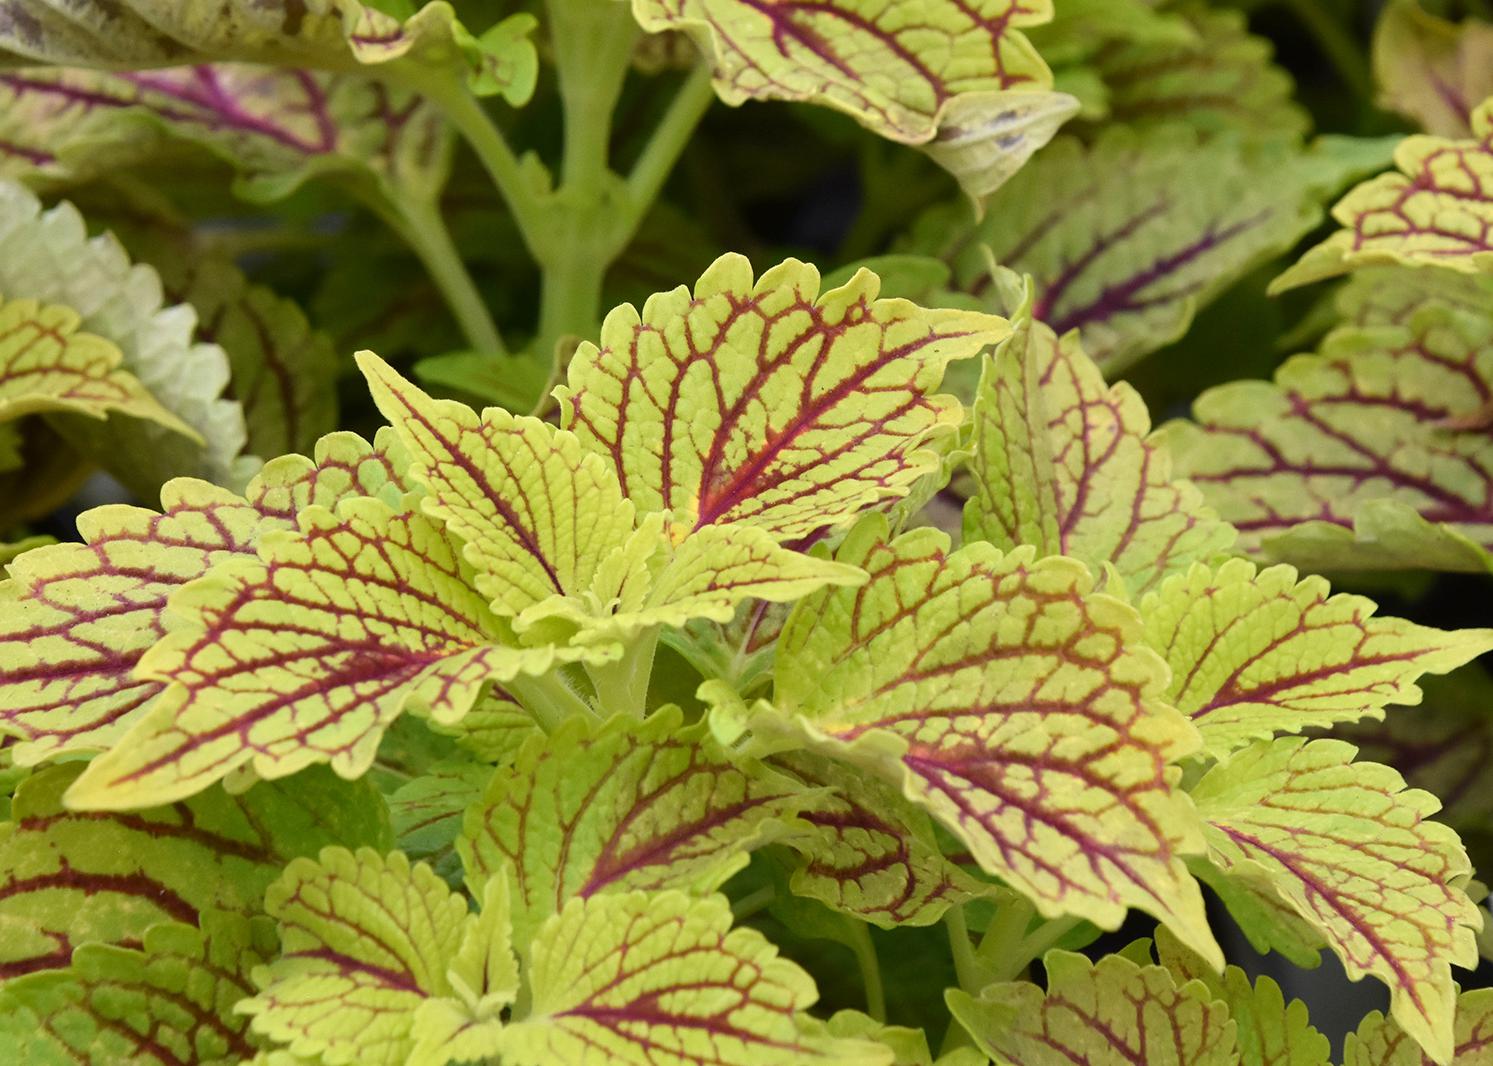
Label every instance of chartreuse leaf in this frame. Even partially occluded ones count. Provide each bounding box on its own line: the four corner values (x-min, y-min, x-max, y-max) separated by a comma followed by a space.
1162, 291, 1493, 571
65, 494, 570, 810
0, 909, 275, 1065
1275, 98, 1493, 290
0, 430, 408, 763
1155, 925, 1331, 1066
1345, 988, 1493, 1066
557, 254, 1007, 541
0, 65, 452, 207
946, 948, 1237, 1066
629, 0, 1073, 200
358, 349, 864, 642
240, 847, 516, 1066
0, 1, 538, 103
0, 762, 388, 980
773, 750, 989, 928
497, 889, 886, 1065
460, 707, 807, 948
734, 517, 1222, 966
1141, 558, 1493, 758
964, 275, 1233, 595
906, 127, 1388, 372
1192, 738, 1482, 1062
1374, 0, 1493, 139
0, 179, 252, 492
0, 294, 196, 437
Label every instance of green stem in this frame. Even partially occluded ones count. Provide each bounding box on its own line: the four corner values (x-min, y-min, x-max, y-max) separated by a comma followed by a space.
844, 920, 886, 1023
1279, 0, 1373, 99
625, 64, 715, 220
974, 896, 1035, 983
940, 907, 981, 1055
387, 195, 507, 356
586, 627, 660, 718
731, 884, 776, 921
508, 669, 595, 732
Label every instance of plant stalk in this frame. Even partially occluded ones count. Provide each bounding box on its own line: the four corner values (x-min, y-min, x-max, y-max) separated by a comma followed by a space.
844, 920, 887, 1023
385, 195, 507, 356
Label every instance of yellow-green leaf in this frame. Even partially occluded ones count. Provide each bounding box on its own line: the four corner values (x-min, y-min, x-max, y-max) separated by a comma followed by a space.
1374, 0, 1493, 138
1192, 738, 1482, 1063
1345, 988, 1493, 1066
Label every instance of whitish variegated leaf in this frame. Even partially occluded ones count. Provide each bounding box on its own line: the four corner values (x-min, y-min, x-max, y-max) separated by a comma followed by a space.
0, 65, 451, 205
754, 518, 1221, 965
964, 281, 1233, 595
460, 708, 806, 947
0, 911, 275, 1065
946, 949, 1237, 1066
906, 128, 1386, 372
241, 847, 514, 1066
0, 763, 387, 980
1193, 738, 1481, 1063
1163, 292, 1493, 571
774, 750, 989, 928
1142, 558, 1493, 758
630, 0, 1069, 199
1374, 0, 1493, 138
65, 495, 566, 810
1155, 925, 1332, 1066
497, 890, 886, 1065
0, 179, 252, 491
0, 1, 538, 103
1345, 988, 1493, 1066
0, 431, 408, 763
1275, 99, 1493, 289
557, 254, 1007, 540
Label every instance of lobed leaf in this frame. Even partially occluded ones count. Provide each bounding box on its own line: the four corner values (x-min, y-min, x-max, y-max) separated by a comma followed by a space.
1344, 988, 1493, 1066
0, 910, 275, 1065
946, 948, 1237, 1066
1192, 738, 1482, 1063
0, 762, 387, 980
388, 760, 491, 887
460, 708, 807, 948
1275, 98, 1493, 289
497, 889, 885, 1065
0, 179, 252, 492
906, 128, 1382, 372
65, 495, 564, 810
758, 519, 1221, 964
556, 254, 1007, 541
1374, 0, 1493, 139
1163, 293, 1493, 571
1141, 558, 1493, 758
964, 280, 1234, 595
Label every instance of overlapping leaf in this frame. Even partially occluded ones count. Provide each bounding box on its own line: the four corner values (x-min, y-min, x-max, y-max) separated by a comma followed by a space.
0, 65, 451, 205
65, 493, 565, 810
1374, 0, 1493, 138
1163, 290, 1493, 571
360, 349, 865, 639
1345, 988, 1493, 1066
0, 431, 408, 763
0, 294, 194, 435
905, 127, 1388, 372
773, 750, 988, 928
0, 762, 387, 980
749, 519, 1220, 964
389, 760, 491, 887
0, 910, 274, 1065
946, 948, 1237, 1066
964, 278, 1233, 595
1275, 98, 1493, 289
630, 0, 1072, 199
497, 890, 884, 1065
0, 179, 251, 491
1192, 738, 1481, 1063
557, 254, 1007, 540
1141, 558, 1493, 758
0, 1, 537, 103
460, 708, 807, 947
241, 847, 515, 1066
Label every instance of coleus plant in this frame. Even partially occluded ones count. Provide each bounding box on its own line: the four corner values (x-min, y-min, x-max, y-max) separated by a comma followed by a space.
3, 1, 1493, 1065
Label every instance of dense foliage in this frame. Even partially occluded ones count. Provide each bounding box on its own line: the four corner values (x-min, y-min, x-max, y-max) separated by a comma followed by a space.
3, 1, 1493, 1063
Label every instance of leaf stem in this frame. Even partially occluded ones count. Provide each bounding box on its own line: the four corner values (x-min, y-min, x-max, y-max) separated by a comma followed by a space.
940, 906, 982, 1055
586, 627, 660, 718
974, 895, 1035, 982
508, 668, 595, 732
731, 884, 777, 921
844, 920, 887, 1023
625, 64, 716, 214
384, 195, 507, 356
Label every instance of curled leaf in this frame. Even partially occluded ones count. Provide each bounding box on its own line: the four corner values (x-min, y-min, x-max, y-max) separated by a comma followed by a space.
1374, 0, 1493, 138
